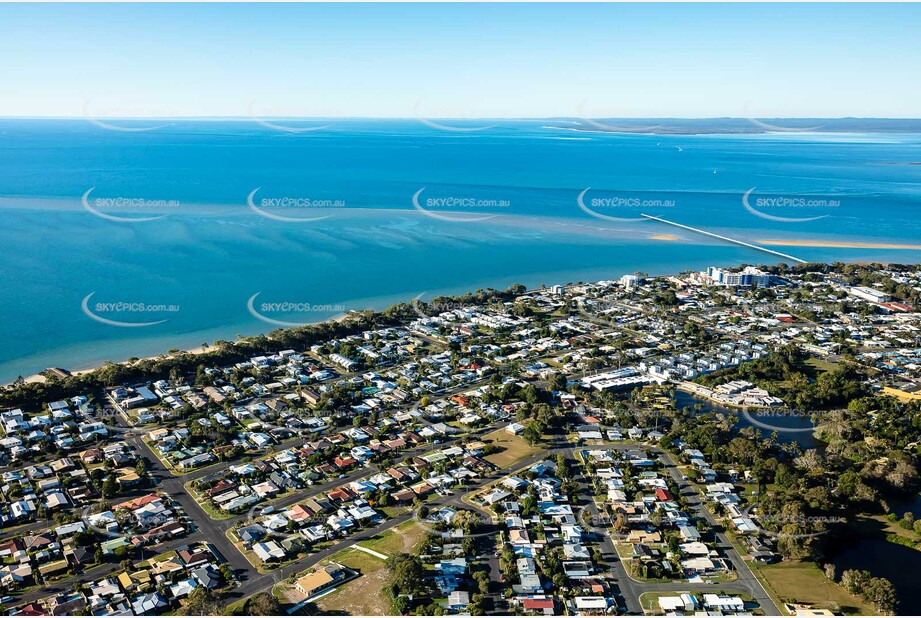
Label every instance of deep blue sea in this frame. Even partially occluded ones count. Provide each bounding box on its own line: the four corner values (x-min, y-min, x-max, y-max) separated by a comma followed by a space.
1, 119, 920, 382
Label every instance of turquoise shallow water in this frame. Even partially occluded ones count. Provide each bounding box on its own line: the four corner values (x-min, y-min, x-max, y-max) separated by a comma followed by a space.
1, 119, 919, 381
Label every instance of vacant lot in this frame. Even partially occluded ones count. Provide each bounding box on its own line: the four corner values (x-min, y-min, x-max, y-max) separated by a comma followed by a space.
753, 561, 877, 616
481, 427, 543, 468
314, 549, 391, 616
360, 519, 428, 555
307, 522, 428, 616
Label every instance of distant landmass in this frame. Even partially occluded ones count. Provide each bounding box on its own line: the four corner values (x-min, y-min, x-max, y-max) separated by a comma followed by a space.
545, 117, 921, 134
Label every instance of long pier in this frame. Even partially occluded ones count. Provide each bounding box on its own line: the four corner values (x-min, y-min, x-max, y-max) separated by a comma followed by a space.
640, 213, 807, 264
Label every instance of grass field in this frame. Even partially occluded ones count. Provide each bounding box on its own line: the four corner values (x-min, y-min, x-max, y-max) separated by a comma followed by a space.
283, 521, 428, 616
803, 357, 839, 375
882, 386, 921, 403
358, 519, 428, 556
751, 561, 877, 616
480, 427, 543, 468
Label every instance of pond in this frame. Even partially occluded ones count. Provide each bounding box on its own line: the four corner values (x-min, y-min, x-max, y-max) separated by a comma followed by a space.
671, 391, 820, 449
830, 527, 921, 616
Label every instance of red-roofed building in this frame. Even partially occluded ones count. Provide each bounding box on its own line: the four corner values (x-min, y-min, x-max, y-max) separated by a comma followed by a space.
881, 302, 913, 313
113, 493, 159, 511
287, 504, 312, 522
333, 456, 357, 469
327, 487, 354, 502
521, 597, 556, 613
384, 438, 406, 450
655, 488, 675, 502
14, 604, 47, 616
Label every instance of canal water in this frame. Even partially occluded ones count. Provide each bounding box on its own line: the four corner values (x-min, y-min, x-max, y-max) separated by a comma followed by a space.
672, 390, 819, 449
671, 391, 921, 614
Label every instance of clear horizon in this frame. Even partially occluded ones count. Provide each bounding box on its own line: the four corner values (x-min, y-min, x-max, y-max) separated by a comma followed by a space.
1, 3, 919, 118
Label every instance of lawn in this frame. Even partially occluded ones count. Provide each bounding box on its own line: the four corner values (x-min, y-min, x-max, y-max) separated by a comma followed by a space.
480, 427, 543, 468
751, 561, 877, 616
359, 520, 428, 556
276, 522, 428, 616
313, 549, 392, 616
881, 386, 921, 403
803, 357, 838, 376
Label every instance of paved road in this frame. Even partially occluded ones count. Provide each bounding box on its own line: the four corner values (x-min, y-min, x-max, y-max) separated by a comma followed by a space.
567, 441, 780, 615
13, 396, 780, 616
655, 449, 781, 616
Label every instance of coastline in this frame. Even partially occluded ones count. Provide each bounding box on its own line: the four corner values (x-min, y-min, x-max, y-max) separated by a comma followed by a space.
10, 311, 354, 388
759, 239, 921, 250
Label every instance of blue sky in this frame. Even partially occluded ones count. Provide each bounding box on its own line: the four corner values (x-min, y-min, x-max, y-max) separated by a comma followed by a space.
1, 3, 919, 118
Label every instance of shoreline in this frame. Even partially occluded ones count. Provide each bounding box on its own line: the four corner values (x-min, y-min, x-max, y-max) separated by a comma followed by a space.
11, 312, 353, 388
6, 252, 919, 388
759, 239, 921, 250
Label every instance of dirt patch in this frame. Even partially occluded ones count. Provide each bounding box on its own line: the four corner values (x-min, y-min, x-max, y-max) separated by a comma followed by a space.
314, 550, 391, 616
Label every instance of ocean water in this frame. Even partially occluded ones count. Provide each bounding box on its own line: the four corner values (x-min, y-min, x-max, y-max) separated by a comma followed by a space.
1, 119, 920, 382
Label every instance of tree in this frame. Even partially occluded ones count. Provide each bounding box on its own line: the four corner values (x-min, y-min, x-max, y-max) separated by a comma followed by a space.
102, 475, 119, 498
453, 510, 481, 535
841, 569, 872, 595
243, 592, 282, 615
613, 512, 630, 535
390, 594, 410, 615
863, 577, 898, 614
468, 593, 487, 616
473, 570, 490, 594
522, 421, 543, 446
548, 373, 567, 392
184, 586, 222, 616
386, 553, 426, 595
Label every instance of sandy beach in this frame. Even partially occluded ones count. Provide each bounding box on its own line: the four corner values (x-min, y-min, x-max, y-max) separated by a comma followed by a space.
758, 239, 921, 250
11, 311, 357, 387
